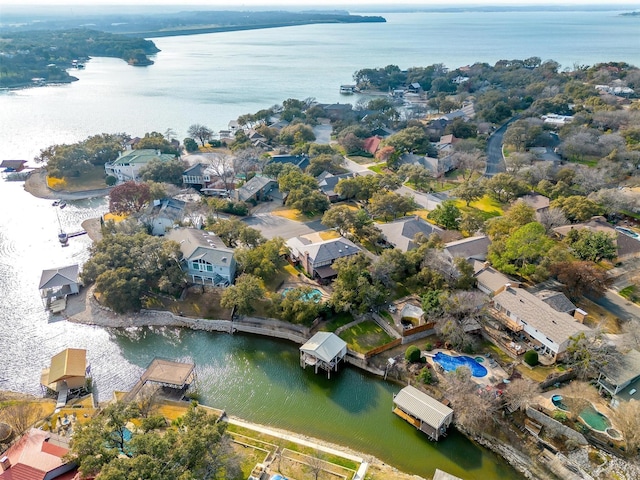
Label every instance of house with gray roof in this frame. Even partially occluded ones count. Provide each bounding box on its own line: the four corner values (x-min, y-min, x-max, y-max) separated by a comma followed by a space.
316, 171, 355, 202
534, 290, 577, 315
269, 154, 309, 171
377, 216, 443, 252
444, 235, 490, 263
39, 264, 80, 301
143, 198, 187, 236
519, 193, 550, 218
286, 236, 360, 281
166, 228, 236, 286
233, 176, 278, 203
393, 385, 453, 441
104, 149, 176, 184
597, 349, 640, 400
471, 260, 519, 295
491, 285, 591, 360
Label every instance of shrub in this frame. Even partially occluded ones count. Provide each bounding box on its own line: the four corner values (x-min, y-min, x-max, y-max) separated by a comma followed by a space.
524, 350, 539, 366
105, 175, 117, 186
552, 410, 567, 422
405, 345, 421, 363
208, 140, 222, 148
425, 342, 433, 351
418, 367, 434, 384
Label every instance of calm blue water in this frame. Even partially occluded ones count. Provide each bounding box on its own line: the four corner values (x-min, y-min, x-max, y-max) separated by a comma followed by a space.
433, 352, 488, 378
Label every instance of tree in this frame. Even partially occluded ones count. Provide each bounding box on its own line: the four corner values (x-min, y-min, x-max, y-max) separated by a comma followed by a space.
220, 274, 265, 315
427, 200, 461, 230
539, 207, 569, 232
488, 222, 554, 277
135, 132, 178, 155
369, 191, 415, 221
95, 267, 145, 313
235, 238, 284, 282
1, 402, 42, 436
385, 126, 432, 154
306, 154, 344, 177
459, 210, 486, 236
485, 173, 528, 203
451, 151, 486, 182
397, 164, 433, 191
421, 289, 443, 317
452, 181, 485, 206
564, 331, 621, 380
502, 378, 540, 412
278, 124, 315, 145
611, 399, 640, 458
183, 137, 199, 152
550, 261, 613, 300
321, 205, 357, 237
286, 186, 330, 215
270, 287, 323, 325
565, 230, 617, 262
138, 158, 184, 185
405, 345, 421, 363
187, 124, 213, 146
330, 253, 386, 314
550, 195, 605, 222
109, 181, 151, 214
278, 168, 317, 194
524, 350, 539, 366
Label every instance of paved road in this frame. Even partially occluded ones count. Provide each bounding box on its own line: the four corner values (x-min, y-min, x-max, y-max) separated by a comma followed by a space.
484, 117, 518, 177
342, 156, 376, 176
592, 290, 640, 323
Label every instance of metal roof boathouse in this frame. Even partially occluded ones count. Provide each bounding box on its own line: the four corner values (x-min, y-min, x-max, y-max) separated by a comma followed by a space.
393, 385, 453, 441
299, 332, 347, 378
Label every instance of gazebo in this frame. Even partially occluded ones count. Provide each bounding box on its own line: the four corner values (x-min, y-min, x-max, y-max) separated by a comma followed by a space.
299, 332, 347, 378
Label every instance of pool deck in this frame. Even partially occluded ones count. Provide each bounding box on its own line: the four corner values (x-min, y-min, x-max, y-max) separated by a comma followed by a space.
425, 349, 509, 387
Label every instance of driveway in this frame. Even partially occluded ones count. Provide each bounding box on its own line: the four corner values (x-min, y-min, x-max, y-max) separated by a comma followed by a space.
342, 156, 377, 176
243, 214, 328, 240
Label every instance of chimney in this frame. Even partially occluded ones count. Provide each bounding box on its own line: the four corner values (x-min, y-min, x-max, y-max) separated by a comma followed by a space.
0, 456, 11, 471
574, 308, 588, 323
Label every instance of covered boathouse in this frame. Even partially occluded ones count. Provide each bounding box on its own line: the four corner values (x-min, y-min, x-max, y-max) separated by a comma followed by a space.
393, 385, 454, 441
122, 358, 196, 403
299, 332, 347, 378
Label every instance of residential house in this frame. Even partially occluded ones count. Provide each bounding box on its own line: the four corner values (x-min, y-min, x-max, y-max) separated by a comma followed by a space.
436, 134, 459, 155
286, 236, 360, 281
407, 82, 423, 94
0, 429, 77, 480
268, 154, 310, 171
519, 193, 550, 219
182, 163, 216, 189
233, 176, 278, 203
471, 260, 519, 296
424, 154, 455, 176
491, 285, 591, 360
554, 216, 640, 260
597, 349, 640, 401
166, 228, 236, 286
299, 332, 347, 378
444, 236, 491, 263
321, 103, 355, 121
370, 127, 393, 138
316, 171, 356, 202
542, 113, 574, 127
104, 149, 176, 184
534, 290, 578, 315
377, 216, 444, 252
392, 385, 454, 441
143, 198, 187, 236
362, 136, 382, 155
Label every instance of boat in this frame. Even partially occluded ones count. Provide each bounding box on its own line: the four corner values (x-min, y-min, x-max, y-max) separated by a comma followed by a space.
340, 84, 357, 95
52, 200, 60, 206
59, 201, 67, 209
58, 232, 69, 245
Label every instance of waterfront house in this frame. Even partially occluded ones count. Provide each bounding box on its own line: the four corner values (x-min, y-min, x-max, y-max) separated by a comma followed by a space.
233, 176, 278, 203
0, 160, 27, 172
143, 198, 187, 236
392, 385, 453, 441
104, 149, 176, 184
0, 428, 77, 480
182, 163, 218, 190
491, 285, 591, 361
300, 332, 347, 378
166, 228, 236, 286
286, 236, 361, 282
377, 216, 444, 252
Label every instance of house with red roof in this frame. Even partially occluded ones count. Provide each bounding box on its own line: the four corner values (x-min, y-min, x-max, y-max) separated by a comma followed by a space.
362, 136, 382, 155
0, 428, 78, 480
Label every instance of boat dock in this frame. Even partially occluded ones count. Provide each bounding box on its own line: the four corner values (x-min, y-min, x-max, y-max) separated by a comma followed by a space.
66, 231, 87, 239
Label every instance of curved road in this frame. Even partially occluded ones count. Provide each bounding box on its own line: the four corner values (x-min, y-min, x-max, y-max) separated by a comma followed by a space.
484, 116, 518, 177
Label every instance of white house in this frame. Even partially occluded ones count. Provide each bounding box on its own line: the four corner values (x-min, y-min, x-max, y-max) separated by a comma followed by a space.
105, 149, 176, 184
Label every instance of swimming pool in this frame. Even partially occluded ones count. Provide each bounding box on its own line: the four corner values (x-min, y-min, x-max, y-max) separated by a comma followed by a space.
282, 287, 322, 302
432, 352, 488, 378
579, 405, 611, 432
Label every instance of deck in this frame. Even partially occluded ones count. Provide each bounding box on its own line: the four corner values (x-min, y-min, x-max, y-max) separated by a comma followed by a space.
122, 358, 195, 403
393, 407, 420, 428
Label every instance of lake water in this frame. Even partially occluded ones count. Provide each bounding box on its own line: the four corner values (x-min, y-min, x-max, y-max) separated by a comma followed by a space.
0, 9, 637, 478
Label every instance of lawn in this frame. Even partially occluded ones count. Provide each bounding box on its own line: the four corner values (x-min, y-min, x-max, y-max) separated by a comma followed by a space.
455, 195, 504, 220
272, 207, 322, 222
368, 163, 389, 174
338, 320, 394, 354
515, 363, 560, 383
321, 311, 354, 332
145, 289, 233, 320
265, 263, 300, 291
345, 155, 375, 165
50, 165, 110, 192
575, 297, 621, 333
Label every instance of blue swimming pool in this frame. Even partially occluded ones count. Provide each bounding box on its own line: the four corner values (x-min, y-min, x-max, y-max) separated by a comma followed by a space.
433, 352, 488, 377
282, 287, 322, 302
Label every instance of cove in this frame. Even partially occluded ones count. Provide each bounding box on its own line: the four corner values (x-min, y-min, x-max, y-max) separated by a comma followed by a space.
110, 327, 523, 479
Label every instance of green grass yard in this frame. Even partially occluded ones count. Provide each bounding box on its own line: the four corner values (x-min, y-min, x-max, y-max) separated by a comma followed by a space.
338, 320, 394, 354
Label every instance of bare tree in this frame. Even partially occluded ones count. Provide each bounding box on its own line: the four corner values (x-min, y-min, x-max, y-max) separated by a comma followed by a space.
539, 207, 569, 232
564, 331, 622, 380
612, 399, 640, 457
452, 150, 486, 182
207, 154, 236, 192
134, 384, 160, 418
187, 124, 214, 146
305, 451, 326, 480
505, 152, 533, 175
502, 378, 540, 412
1, 403, 42, 435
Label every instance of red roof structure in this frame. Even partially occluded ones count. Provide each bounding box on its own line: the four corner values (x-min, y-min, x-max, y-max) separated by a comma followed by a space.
363, 136, 382, 155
